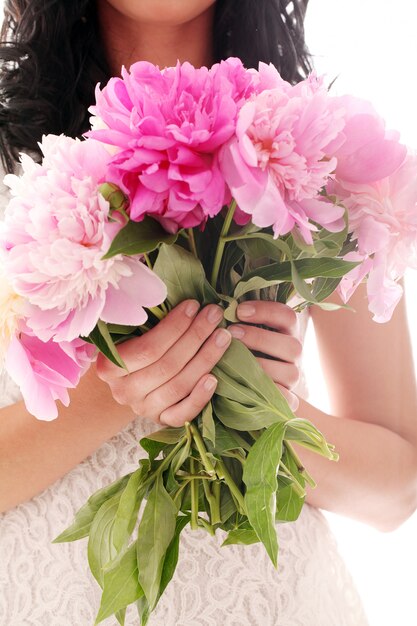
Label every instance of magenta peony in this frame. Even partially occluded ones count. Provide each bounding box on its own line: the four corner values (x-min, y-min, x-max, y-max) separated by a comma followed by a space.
219, 72, 346, 242
88, 58, 256, 230
334, 152, 417, 322
1, 135, 167, 342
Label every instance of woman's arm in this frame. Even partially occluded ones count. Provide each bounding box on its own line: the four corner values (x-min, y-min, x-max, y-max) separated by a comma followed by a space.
0, 300, 231, 513
0, 362, 135, 514
296, 281, 417, 531
230, 285, 417, 532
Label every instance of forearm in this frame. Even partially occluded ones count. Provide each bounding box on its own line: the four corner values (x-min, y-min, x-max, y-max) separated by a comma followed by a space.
0, 364, 135, 513
294, 397, 417, 531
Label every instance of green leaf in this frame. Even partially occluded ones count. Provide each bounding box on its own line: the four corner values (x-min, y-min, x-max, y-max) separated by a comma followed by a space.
223, 298, 239, 323
311, 276, 341, 302
102, 216, 177, 259
289, 258, 316, 303
53, 475, 131, 543
112, 461, 150, 553
201, 402, 216, 445
243, 257, 360, 283
139, 438, 168, 463
106, 323, 139, 335
137, 475, 178, 609
159, 514, 190, 597
211, 422, 246, 453
219, 241, 245, 294
242, 421, 287, 567
236, 233, 285, 262
115, 609, 126, 626
136, 596, 151, 626
140, 428, 185, 462
275, 485, 305, 522
233, 276, 282, 301
236, 238, 280, 262
86, 321, 127, 370
143, 427, 185, 445
212, 340, 295, 430
95, 542, 144, 624
153, 244, 218, 307
214, 396, 281, 431
222, 528, 260, 546
88, 492, 123, 587
170, 439, 191, 476
311, 301, 354, 312
219, 484, 237, 523
285, 417, 338, 460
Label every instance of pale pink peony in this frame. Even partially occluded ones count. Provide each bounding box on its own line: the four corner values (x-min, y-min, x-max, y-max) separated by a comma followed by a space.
220, 73, 347, 242
5, 330, 95, 420
335, 152, 417, 322
327, 95, 407, 185
88, 58, 256, 229
1, 134, 167, 342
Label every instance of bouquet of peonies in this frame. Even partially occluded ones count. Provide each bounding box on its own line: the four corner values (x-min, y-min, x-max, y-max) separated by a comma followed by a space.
1, 58, 416, 624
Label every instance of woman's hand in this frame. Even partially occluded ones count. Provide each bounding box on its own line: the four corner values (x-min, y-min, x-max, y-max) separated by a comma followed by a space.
228, 301, 303, 411
96, 300, 231, 427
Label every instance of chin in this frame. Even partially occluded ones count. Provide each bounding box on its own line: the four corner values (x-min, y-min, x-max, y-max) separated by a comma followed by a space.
103, 0, 216, 25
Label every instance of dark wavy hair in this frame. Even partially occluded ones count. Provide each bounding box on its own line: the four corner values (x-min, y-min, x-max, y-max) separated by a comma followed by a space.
0, 0, 312, 173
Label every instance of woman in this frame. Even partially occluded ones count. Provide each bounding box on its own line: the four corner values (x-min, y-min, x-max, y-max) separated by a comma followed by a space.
0, 1, 416, 625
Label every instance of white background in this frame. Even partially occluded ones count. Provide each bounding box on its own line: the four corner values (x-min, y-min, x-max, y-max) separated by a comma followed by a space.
0, 1, 416, 625
305, 2, 417, 625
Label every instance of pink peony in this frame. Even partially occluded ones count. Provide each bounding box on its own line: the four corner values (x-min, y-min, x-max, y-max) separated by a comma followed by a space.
335, 152, 417, 322
88, 58, 256, 229
5, 330, 95, 420
327, 95, 407, 185
220, 73, 347, 242
1, 134, 167, 342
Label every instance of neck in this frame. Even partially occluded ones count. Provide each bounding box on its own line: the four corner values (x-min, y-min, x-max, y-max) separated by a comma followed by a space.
97, 5, 216, 75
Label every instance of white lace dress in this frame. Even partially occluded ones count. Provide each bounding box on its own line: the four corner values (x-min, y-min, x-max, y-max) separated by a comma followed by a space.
0, 176, 370, 626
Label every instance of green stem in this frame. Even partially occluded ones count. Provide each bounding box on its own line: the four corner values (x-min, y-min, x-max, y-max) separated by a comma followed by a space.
198, 517, 215, 536
190, 457, 199, 530
202, 479, 221, 525
210, 200, 237, 288
187, 228, 198, 257
187, 422, 216, 476
285, 441, 316, 488
279, 461, 306, 497
148, 306, 165, 321
143, 253, 153, 270
173, 479, 190, 508
142, 437, 187, 491
224, 450, 246, 465
216, 458, 245, 514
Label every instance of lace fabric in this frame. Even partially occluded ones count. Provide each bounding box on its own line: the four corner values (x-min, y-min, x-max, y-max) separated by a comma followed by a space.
0, 316, 369, 626
0, 173, 369, 626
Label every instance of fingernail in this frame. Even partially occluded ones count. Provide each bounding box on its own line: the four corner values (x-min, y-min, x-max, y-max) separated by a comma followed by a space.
207, 305, 224, 324
229, 325, 245, 338
237, 304, 255, 318
215, 328, 231, 347
185, 300, 200, 318
204, 376, 218, 392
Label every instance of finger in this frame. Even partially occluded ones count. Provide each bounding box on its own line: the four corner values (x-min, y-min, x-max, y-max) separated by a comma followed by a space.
159, 375, 218, 427
236, 301, 299, 335
133, 304, 225, 395
96, 299, 200, 382
143, 328, 231, 416
276, 383, 299, 412
228, 324, 302, 363
255, 357, 300, 390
